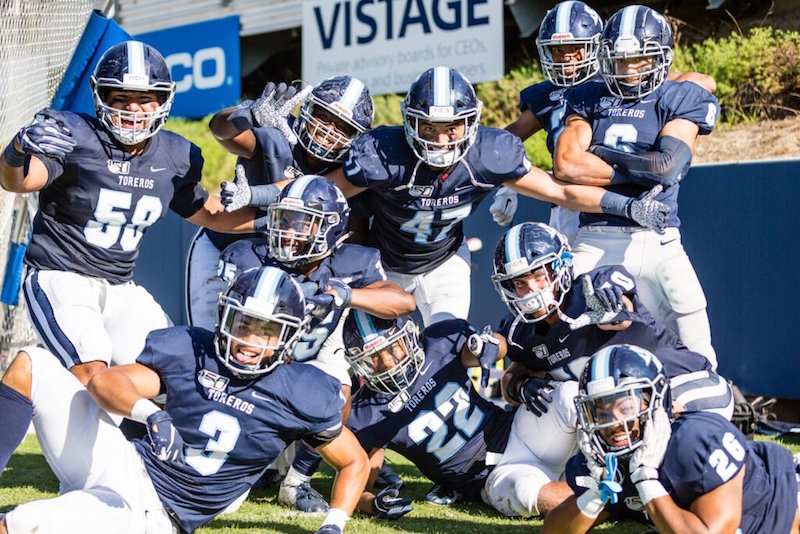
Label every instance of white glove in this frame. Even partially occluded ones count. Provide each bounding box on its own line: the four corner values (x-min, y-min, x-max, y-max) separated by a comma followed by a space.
220, 163, 251, 213
629, 406, 672, 504
251, 82, 312, 146
561, 275, 626, 330
627, 185, 669, 235
489, 186, 518, 226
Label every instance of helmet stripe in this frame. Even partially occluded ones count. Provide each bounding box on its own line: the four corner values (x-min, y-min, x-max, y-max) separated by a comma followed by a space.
126, 41, 146, 76
591, 346, 612, 381
286, 175, 314, 199
353, 309, 378, 341
432, 66, 451, 107
619, 6, 638, 39
505, 224, 524, 263
339, 77, 364, 112
253, 267, 282, 304
555, 1, 575, 34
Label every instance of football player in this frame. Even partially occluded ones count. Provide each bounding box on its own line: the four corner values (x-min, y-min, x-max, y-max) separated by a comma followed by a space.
0, 266, 369, 534
343, 311, 515, 510
224, 66, 672, 328
482, 221, 733, 518
553, 6, 719, 366
0, 41, 267, 386
187, 76, 374, 331
542, 345, 800, 534
217, 175, 415, 513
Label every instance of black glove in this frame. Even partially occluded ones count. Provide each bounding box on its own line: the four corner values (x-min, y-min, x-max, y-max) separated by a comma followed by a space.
372, 482, 413, 520
15, 109, 76, 159
146, 410, 185, 465
467, 326, 501, 389
518, 376, 558, 417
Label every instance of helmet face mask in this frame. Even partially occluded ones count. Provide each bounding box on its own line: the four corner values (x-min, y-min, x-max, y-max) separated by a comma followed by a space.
266, 175, 350, 268
215, 267, 308, 378
294, 76, 373, 163
575, 345, 670, 460
401, 67, 483, 168
492, 222, 573, 323
536, 1, 603, 87
599, 6, 674, 99
90, 41, 176, 145
343, 311, 424, 396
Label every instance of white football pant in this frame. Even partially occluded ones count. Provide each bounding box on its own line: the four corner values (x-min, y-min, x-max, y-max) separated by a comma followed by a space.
3, 347, 176, 534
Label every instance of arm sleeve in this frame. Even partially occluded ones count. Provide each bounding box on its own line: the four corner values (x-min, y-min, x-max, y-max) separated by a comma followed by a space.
589, 135, 692, 187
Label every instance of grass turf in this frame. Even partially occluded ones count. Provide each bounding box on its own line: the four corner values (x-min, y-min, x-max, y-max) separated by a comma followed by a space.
2, 434, 798, 533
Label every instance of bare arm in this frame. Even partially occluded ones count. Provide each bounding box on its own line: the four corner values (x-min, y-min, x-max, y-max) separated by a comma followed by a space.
208, 106, 258, 158
644, 467, 744, 534
344, 280, 416, 320
0, 149, 49, 193
669, 70, 717, 94
315, 426, 370, 516
356, 448, 386, 514
505, 108, 543, 141
505, 166, 608, 213
186, 194, 260, 232
86, 363, 162, 416
325, 166, 368, 198
552, 114, 614, 186
542, 494, 611, 534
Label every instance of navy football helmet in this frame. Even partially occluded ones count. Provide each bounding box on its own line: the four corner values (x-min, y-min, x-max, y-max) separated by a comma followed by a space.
599, 5, 674, 99
90, 40, 176, 145
401, 66, 483, 168
575, 344, 671, 460
266, 175, 350, 267
536, 1, 603, 87
492, 222, 573, 323
342, 311, 424, 396
216, 266, 309, 378
294, 76, 374, 163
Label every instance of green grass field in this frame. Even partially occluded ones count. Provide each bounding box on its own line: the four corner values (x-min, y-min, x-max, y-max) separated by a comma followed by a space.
2, 434, 798, 533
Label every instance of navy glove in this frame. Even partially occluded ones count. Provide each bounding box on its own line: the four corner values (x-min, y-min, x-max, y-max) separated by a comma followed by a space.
15, 109, 76, 159
327, 278, 353, 309
314, 526, 342, 534
146, 410, 185, 465
593, 282, 624, 314
298, 280, 321, 299
467, 326, 501, 389
518, 376, 558, 417
372, 482, 413, 520
306, 293, 334, 321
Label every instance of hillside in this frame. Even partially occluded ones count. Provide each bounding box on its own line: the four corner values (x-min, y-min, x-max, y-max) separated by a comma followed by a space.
694, 115, 800, 163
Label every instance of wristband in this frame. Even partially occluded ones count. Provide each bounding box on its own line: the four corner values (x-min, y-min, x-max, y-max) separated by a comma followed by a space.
576, 490, 606, 518
635, 480, 668, 505
3, 141, 26, 168
600, 191, 633, 217
320, 507, 350, 531
130, 398, 161, 424
248, 183, 280, 208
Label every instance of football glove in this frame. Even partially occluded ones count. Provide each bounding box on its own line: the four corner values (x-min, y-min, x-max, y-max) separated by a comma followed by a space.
15, 109, 76, 159
563, 275, 628, 331
146, 410, 185, 465
251, 81, 312, 146
489, 186, 518, 226
629, 406, 672, 505
467, 325, 501, 389
326, 278, 353, 309
627, 185, 668, 235
372, 482, 413, 520
518, 376, 558, 417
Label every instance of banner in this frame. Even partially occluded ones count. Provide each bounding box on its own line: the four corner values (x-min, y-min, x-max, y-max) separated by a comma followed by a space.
302, 0, 504, 95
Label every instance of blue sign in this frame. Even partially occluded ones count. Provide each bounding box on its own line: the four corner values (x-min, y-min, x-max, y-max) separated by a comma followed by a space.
137, 16, 241, 119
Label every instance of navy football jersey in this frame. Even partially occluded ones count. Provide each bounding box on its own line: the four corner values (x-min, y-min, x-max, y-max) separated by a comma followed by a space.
205, 122, 338, 250
26, 112, 208, 283
219, 237, 386, 362
567, 412, 798, 533
564, 80, 719, 228
343, 126, 531, 274
346, 319, 515, 498
134, 326, 344, 533
500, 265, 712, 381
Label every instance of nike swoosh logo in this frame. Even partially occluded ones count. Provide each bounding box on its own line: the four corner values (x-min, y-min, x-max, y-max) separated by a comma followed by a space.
150, 166, 167, 172
251, 391, 273, 402
559, 334, 570, 343
418, 361, 433, 375
454, 184, 472, 192
660, 238, 678, 246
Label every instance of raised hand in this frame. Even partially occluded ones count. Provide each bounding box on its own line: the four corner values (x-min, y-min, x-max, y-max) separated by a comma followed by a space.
251, 82, 313, 145
627, 185, 669, 235
467, 325, 501, 388
562, 275, 627, 330
220, 163, 252, 213
15, 109, 76, 159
